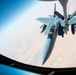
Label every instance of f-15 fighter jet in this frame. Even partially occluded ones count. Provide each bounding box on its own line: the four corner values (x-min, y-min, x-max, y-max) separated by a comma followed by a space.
37, 0, 76, 64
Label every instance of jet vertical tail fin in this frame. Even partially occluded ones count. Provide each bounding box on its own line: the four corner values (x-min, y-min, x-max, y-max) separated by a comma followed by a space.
54, 3, 56, 17
68, 11, 76, 20
54, 11, 64, 20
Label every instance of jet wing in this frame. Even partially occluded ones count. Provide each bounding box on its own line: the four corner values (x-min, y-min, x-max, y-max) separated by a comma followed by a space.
44, 17, 60, 35
36, 18, 53, 25
48, 15, 53, 17
37, 16, 65, 35
69, 17, 76, 25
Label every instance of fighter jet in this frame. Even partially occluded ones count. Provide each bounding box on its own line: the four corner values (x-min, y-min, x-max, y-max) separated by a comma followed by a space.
37, 0, 76, 64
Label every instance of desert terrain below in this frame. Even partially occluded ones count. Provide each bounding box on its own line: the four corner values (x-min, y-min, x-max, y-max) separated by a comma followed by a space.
1, 26, 76, 68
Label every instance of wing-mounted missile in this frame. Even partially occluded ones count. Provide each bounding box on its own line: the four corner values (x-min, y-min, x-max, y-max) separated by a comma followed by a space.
40, 24, 47, 33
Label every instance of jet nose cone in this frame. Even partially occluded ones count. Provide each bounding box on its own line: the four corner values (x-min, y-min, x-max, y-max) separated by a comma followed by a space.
42, 38, 53, 65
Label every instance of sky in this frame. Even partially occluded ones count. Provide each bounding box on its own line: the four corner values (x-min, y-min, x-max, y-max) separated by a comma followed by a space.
0, 0, 37, 30
0, 0, 76, 31
0, 0, 76, 38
